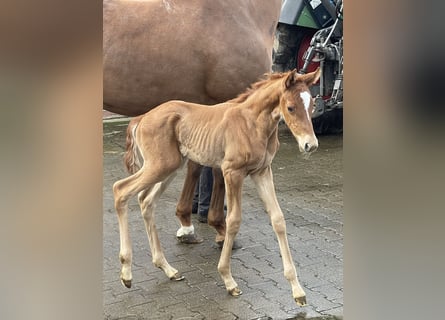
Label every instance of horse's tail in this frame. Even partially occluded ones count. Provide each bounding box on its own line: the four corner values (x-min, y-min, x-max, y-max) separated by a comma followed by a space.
124, 116, 143, 174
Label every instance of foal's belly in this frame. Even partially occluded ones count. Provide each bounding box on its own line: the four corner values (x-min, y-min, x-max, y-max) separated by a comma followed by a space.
179, 144, 223, 168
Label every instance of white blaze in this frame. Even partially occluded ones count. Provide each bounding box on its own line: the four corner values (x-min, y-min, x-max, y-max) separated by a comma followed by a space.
300, 91, 312, 121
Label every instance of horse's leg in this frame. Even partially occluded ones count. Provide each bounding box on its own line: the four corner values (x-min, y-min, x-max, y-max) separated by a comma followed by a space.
138, 173, 184, 280
175, 160, 203, 243
207, 167, 226, 244
251, 166, 307, 306
217, 167, 245, 296
113, 169, 157, 288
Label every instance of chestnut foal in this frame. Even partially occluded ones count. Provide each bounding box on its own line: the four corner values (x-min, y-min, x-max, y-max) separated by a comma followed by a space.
113, 68, 320, 305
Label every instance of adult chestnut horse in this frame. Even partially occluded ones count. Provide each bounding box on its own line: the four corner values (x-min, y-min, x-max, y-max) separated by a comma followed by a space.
113, 69, 321, 305
103, 0, 281, 115
104, 0, 282, 243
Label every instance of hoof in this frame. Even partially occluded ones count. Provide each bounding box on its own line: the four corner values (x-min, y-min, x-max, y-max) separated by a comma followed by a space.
228, 287, 242, 296
177, 234, 203, 244
120, 278, 132, 288
295, 295, 307, 306
170, 273, 185, 281
216, 240, 242, 250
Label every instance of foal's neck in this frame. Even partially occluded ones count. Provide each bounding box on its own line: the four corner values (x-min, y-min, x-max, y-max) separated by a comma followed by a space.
243, 79, 282, 116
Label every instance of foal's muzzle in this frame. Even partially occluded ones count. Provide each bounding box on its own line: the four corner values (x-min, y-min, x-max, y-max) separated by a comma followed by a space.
297, 135, 318, 154
304, 142, 318, 153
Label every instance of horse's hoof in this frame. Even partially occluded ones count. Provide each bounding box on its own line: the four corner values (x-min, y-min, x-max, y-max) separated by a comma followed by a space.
170, 273, 185, 281
176, 234, 203, 244
295, 295, 307, 306
120, 278, 132, 288
228, 287, 242, 296
216, 240, 242, 250
216, 240, 224, 248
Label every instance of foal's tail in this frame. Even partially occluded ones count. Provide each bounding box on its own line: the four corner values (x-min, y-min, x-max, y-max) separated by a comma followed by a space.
124, 116, 143, 174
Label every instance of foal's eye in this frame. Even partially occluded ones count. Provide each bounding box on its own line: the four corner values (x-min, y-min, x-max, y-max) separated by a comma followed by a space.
287, 106, 296, 113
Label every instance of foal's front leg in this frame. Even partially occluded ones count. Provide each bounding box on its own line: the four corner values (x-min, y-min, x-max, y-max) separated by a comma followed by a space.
251, 166, 307, 306
218, 168, 245, 296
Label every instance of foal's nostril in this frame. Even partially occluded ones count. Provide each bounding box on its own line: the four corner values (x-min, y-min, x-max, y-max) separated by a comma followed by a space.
304, 143, 317, 152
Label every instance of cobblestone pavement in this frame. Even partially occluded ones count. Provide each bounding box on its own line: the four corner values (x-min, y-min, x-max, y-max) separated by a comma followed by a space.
103, 119, 343, 320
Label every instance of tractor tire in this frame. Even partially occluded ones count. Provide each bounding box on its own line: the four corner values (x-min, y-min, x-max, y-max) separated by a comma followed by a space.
272, 24, 305, 72
312, 108, 343, 135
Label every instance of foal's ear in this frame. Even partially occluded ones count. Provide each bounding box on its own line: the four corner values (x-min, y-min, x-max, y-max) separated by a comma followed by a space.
284, 69, 298, 88
300, 67, 321, 86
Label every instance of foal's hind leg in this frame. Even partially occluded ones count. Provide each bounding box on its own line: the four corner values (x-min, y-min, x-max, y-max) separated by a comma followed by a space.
113, 163, 180, 288
251, 166, 307, 306
138, 173, 184, 280
113, 169, 152, 288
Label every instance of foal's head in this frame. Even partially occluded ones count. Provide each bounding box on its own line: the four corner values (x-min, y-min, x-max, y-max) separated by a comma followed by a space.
280, 68, 321, 154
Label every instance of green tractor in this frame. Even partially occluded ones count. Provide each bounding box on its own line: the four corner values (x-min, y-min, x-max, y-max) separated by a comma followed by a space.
273, 0, 343, 134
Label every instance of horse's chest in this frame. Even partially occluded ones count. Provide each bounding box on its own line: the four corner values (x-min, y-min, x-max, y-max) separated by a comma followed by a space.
262, 149, 276, 166
259, 148, 276, 168
245, 141, 277, 172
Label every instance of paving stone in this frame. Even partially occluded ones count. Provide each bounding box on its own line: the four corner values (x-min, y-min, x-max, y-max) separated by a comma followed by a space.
217, 297, 263, 319
311, 284, 343, 302
299, 270, 331, 289
304, 289, 342, 313
253, 303, 293, 320
285, 306, 324, 318
193, 307, 237, 320
159, 303, 204, 320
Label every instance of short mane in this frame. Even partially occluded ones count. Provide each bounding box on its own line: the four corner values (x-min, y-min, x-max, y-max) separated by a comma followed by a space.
229, 72, 287, 103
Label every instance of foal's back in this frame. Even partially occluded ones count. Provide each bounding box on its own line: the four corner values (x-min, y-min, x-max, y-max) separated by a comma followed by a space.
136, 101, 233, 167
